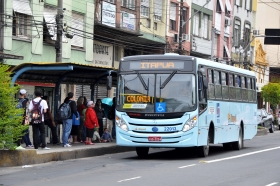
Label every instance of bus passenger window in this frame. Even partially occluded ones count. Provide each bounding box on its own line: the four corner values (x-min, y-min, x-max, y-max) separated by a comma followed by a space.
207, 69, 215, 99
241, 77, 245, 88
221, 72, 229, 100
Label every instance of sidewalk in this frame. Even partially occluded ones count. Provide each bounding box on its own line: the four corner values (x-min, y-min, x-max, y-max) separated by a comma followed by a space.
0, 142, 134, 167
0, 128, 272, 167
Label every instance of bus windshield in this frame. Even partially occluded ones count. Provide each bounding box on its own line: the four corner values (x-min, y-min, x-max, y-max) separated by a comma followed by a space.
118, 73, 196, 113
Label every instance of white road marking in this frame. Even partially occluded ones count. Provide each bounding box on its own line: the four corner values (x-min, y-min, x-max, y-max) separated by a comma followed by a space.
117, 176, 141, 183
266, 182, 278, 186
206, 146, 280, 163
178, 164, 196, 169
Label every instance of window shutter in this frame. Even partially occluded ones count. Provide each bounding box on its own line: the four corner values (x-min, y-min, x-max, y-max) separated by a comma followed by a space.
13, 0, 32, 15
154, 0, 162, 16
71, 12, 84, 48
170, 3, 176, 21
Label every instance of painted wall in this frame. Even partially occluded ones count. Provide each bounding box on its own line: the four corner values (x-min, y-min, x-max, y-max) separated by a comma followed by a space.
4, 0, 95, 66
255, 1, 280, 68
139, 0, 167, 44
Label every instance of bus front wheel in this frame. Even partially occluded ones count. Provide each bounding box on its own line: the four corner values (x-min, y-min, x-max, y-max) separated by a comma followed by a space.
197, 136, 209, 157
136, 147, 149, 158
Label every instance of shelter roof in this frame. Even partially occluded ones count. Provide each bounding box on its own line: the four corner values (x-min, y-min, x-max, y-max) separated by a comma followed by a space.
11, 62, 118, 85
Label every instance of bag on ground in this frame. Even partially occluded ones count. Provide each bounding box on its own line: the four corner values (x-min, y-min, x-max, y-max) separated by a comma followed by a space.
31, 99, 42, 124
57, 101, 72, 120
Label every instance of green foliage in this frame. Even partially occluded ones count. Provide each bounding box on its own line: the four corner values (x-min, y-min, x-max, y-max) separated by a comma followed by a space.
0, 64, 28, 150
261, 83, 280, 108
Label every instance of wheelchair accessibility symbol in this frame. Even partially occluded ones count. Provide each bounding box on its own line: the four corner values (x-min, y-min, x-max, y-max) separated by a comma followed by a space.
156, 102, 166, 113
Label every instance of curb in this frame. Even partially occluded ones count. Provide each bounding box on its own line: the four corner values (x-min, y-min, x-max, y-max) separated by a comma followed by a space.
256, 128, 268, 136
0, 146, 134, 167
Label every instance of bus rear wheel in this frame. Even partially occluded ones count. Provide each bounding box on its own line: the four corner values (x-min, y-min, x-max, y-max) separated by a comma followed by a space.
136, 147, 149, 158
232, 127, 243, 150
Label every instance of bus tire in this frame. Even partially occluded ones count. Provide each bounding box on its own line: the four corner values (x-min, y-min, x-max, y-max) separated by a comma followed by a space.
136, 147, 149, 158
232, 127, 243, 150
197, 135, 209, 157
222, 143, 232, 150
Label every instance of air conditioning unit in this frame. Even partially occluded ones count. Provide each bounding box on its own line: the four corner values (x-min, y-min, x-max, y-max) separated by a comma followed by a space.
173, 34, 178, 42
182, 34, 189, 41
253, 29, 259, 36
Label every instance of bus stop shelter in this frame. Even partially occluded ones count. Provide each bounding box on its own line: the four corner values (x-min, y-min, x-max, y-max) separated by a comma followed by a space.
10, 62, 118, 118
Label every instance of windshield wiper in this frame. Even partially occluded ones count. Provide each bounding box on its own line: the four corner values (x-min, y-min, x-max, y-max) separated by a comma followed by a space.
160, 70, 177, 89
137, 72, 148, 90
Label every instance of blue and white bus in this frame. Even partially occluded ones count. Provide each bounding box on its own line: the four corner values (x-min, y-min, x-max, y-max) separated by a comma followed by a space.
114, 54, 257, 157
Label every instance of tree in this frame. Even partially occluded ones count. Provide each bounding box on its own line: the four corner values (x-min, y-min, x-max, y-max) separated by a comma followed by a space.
0, 64, 27, 150
261, 83, 280, 109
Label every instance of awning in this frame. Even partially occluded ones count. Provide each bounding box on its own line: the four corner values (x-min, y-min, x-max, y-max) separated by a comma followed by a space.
224, 42, 231, 58
218, 0, 225, 12
44, 7, 67, 42
13, 0, 32, 15
225, 0, 232, 12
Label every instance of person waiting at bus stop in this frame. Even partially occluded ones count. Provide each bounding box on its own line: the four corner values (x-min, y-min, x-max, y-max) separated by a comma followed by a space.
84, 101, 99, 145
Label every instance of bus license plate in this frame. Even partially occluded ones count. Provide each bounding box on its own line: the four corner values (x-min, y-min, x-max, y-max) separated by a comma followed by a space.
148, 136, 162, 141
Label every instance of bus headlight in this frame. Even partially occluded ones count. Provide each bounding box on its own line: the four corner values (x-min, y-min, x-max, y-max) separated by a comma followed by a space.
116, 116, 128, 131
182, 116, 197, 132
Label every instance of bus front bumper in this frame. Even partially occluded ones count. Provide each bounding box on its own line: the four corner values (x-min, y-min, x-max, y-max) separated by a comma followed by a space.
116, 127, 198, 148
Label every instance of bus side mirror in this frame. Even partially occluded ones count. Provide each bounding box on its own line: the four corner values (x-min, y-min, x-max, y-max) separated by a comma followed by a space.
107, 76, 112, 90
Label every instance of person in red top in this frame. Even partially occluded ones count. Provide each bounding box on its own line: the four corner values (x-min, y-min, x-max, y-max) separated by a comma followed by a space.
84, 101, 99, 145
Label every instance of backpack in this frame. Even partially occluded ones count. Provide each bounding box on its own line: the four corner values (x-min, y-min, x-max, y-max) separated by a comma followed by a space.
16, 98, 25, 109
57, 101, 72, 120
31, 99, 42, 124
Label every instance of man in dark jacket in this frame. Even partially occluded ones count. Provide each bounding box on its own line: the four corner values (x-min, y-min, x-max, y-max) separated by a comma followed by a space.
61, 92, 79, 147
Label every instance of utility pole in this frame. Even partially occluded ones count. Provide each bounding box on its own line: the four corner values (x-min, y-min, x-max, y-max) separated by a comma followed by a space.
178, 0, 184, 54
55, 0, 63, 62
0, 0, 4, 63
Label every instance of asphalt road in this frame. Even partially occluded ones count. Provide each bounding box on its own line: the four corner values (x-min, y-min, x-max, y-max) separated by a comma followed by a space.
1, 131, 280, 186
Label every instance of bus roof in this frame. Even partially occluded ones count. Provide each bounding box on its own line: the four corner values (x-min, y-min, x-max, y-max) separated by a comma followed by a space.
121, 54, 255, 77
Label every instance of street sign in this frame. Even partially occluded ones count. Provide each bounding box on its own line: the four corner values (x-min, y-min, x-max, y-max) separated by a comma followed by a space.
0, 52, 24, 60
264, 29, 280, 45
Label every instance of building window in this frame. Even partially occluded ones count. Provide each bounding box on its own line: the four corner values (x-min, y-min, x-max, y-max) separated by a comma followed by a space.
146, 19, 151, 28
12, 12, 31, 39
233, 19, 241, 47
244, 23, 251, 45
122, 0, 135, 10
141, 5, 149, 17
154, 22, 157, 30
193, 12, 199, 36
201, 14, 209, 39
170, 3, 176, 31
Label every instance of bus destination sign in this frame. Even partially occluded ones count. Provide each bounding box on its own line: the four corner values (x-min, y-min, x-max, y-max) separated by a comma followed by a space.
129, 61, 184, 70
